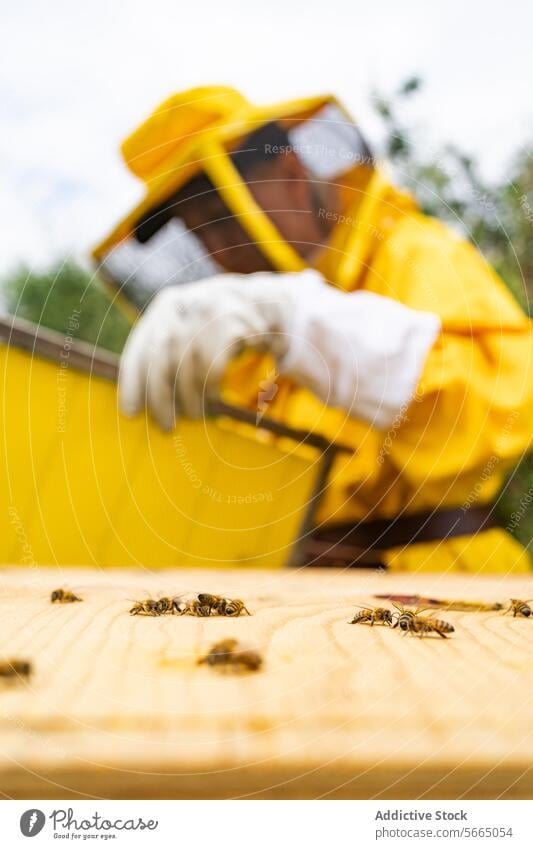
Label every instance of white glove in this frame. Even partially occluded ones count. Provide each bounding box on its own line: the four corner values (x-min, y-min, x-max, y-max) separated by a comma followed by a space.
119, 269, 440, 431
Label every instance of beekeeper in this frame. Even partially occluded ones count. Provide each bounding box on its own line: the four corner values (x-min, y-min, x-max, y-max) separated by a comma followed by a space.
95, 87, 533, 573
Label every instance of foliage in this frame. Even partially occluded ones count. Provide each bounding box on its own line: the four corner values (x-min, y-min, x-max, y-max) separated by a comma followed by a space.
1, 82, 532, 550
373, 77, 532, 313
2, 262, 131, 353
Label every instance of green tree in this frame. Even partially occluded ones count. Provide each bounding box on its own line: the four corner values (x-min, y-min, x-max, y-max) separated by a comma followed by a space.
3, 262, 131, 353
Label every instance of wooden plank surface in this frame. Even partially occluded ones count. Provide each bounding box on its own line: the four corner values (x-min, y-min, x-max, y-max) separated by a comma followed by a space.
0, 567, 532, 799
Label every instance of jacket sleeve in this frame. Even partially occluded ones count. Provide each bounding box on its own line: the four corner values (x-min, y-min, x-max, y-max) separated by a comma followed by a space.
369, 214, 533, 485
277, 275, 440, 430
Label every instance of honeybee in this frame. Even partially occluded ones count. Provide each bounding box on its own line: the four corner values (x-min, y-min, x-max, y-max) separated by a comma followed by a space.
504, 598, 533, 618
392, 603, 455, 638
129, 596, 183, 616
349, 606, 393, 626
0, 659, 32, 679
183, 594, 251, 617
51, 588, 82, 603
182, 594, 216, 617
198, 639, 262, 672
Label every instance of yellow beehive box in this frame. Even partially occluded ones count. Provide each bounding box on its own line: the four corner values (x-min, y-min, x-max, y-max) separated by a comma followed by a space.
0, 317, 329, 569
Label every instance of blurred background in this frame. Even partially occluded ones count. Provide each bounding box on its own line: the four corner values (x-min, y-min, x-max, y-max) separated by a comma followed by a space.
2, 0, 532, 547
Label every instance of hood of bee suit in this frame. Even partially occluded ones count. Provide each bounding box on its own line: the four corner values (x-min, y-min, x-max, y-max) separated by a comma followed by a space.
92, 85, 403, 316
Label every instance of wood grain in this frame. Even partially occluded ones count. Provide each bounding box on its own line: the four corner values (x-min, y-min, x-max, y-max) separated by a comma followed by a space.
0, 567, 532, 799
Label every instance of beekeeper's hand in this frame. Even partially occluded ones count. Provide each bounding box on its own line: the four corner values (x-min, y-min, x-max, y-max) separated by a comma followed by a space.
119, 269, 440, 431
119, 271, 298, 430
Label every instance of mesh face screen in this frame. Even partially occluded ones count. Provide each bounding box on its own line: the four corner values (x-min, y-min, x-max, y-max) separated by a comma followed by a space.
288, 103, 373, 180
99, 218, 222, 310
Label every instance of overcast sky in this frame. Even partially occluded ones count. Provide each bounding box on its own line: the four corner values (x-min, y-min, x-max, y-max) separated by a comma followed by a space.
2, 0, 532, 272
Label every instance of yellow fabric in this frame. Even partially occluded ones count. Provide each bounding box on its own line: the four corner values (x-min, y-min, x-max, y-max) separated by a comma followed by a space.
0, 343, 319, 568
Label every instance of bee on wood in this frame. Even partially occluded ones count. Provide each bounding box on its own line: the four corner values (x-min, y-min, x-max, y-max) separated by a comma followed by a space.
198, 639, 262, 672
129, 596, 183, 616
183, 593, 251, 617
504, 598, 533, 618
51, 588, 82, 604
0, 659, 32, 680
392, 603, 454, 638
349, 606, 393, 626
